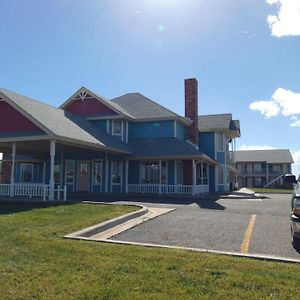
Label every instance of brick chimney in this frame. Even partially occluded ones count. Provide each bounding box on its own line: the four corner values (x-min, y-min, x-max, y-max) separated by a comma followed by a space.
185, 78, 199, 146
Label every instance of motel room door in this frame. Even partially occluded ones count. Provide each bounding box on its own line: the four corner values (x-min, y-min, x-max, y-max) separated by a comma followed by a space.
77, 161, 90, 192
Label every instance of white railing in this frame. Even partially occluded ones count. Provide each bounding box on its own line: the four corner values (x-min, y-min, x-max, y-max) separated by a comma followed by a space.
0, 184, 67, 201
0, 184, 10, 196
128, 184, 207, 195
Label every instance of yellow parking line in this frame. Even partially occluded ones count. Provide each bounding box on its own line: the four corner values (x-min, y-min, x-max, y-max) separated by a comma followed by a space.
241, 214, 257, 254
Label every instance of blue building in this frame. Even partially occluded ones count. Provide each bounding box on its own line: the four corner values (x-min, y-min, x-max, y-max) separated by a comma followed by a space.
0, 79, 240, 200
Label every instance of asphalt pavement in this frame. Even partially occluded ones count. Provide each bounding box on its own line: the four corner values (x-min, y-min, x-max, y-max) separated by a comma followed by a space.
109, 193, 300, 260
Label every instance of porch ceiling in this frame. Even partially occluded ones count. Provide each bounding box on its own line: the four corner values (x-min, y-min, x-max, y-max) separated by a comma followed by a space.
0, 139, 103, 155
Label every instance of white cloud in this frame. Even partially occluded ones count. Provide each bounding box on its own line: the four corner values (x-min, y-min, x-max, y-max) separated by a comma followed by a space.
249, 100, 280, 118
238, 145, 277, 150
249, 88, 300, 125
266, 0, 300, 37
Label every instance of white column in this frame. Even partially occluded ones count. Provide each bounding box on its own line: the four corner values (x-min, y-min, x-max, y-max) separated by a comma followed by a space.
125, 160, 129, 193
174, 160, 177, 193
159, 160, 162, 194
49, 140, 56, 200
192, 160, 196, 195
10, 142, 16, 197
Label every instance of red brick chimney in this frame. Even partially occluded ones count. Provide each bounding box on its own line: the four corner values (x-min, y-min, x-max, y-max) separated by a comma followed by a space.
185, 78, 199, 146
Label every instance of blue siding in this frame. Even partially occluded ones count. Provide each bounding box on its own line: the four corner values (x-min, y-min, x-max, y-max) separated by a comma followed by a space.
176, 122, 186, 141
128, 161, 140, 184
216, 152, 225, 164
199, 132, 215, 158
89, 120, 107, 130
129, 121, 174, 139
209, 165, 216, 192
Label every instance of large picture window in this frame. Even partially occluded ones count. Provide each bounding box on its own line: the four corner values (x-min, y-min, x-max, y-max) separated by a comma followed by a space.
93, 160, 102, 185
65, 160, 75, 185
20, 163, 33, 183
140, 161, 167, 184
112, 161, 121, 185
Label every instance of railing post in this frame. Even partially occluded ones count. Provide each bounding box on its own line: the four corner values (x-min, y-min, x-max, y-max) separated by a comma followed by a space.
43, 185, 46, 201
10, 142, 16, 198
192, 160, 196, 195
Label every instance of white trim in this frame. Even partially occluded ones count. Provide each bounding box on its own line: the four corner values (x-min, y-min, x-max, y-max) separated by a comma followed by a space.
65, 159, 75, 192
92, 159, 103, 192
112, 120, 123, 137
49, 140, 56, 200
111, 160, 122, 191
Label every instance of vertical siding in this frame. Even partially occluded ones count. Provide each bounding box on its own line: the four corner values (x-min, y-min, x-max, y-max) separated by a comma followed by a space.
199, 132, 215, 158
176, 122, 186, 141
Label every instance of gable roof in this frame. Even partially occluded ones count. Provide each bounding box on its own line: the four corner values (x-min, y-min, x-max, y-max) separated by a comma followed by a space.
0, 88, 131, 154
111, 93, 190, 124
198, 113, 240, 138
234, 149, 294, 164
60, 87, 134, 119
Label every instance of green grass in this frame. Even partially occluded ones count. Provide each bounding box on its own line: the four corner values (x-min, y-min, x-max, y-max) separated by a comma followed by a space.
249, 188, 293, 194
1, 201, 300, 299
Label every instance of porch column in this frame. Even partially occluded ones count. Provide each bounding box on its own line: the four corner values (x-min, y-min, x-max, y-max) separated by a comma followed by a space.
125, 160, 129, 193
174, 160, 177, 193
10, 142, 16, 197
192, 159, 196, 195
49, 140, 56, 200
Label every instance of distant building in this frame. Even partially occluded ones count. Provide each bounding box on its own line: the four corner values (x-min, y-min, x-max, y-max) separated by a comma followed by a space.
234, 149, 294, 188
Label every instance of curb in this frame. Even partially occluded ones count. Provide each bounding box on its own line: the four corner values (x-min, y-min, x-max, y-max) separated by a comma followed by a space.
65, 203, 148, 238
101, 239, 300, 264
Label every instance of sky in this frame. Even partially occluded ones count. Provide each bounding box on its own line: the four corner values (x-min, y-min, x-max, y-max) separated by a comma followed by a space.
0, 0, 300, 174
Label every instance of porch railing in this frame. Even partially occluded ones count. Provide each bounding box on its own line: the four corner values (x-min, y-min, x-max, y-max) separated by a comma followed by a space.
128, 184, 209, 195
0, 184, 67, 201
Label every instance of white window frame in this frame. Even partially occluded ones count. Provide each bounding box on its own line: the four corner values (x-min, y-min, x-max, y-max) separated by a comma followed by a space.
20, 163, 34, 183
92, 159, 103, 186
112, 120, 123, 137
140, 160, 168, 185
65, 160, 75, 190
217, 132, 224, 152
111, 161, 122, 187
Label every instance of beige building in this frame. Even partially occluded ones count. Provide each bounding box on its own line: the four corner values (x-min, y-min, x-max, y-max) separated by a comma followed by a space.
234, 149, 294, 188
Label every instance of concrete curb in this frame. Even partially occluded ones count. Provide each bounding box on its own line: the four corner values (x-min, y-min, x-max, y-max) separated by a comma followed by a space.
101, 239, 300, 264
65, 203, 148, 238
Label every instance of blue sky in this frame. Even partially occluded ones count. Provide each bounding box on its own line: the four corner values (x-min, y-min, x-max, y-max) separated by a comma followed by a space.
0, 0, 300, 174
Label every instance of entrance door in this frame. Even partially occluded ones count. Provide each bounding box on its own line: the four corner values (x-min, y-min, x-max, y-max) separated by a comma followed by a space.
77, 161, 90, 192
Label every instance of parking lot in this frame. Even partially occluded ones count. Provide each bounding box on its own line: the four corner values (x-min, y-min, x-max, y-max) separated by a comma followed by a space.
110, 193, 300, 260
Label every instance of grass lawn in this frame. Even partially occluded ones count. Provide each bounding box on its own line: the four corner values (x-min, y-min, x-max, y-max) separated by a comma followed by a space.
1, 201, 300, 299
249, 188, 293, 194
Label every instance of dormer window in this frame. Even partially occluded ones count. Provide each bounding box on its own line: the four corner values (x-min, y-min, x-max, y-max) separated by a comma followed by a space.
112, 120, 123, 136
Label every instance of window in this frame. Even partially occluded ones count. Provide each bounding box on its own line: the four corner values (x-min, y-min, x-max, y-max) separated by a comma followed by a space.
218, 165, 224, 185
54, 164, 61, 184
197, 163, 208, 185
176, 161, 183, 185
65, 160, 75, 185
20, 163, 33, 183
254, 177, 262, 187
216, 132, 224, 151
140, 161, 167, 184
93, 160, 102, 185
112, 161, 121, 185
253, 163, 262, 174
112, 120, 123, 136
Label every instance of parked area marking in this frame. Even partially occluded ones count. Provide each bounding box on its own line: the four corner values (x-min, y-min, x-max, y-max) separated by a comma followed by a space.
241, 214, 257, 254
